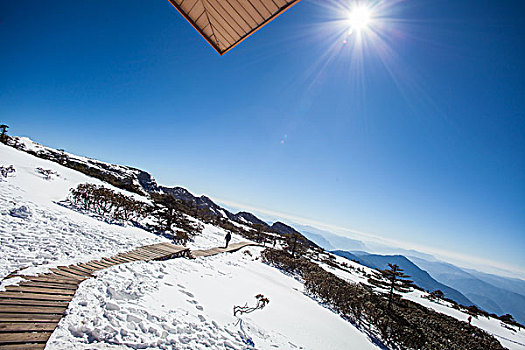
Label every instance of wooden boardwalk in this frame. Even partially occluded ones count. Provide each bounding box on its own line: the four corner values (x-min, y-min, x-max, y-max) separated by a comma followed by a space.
0, 241, 259, 349
191, 241, 261, 257
0, 242, 189, 350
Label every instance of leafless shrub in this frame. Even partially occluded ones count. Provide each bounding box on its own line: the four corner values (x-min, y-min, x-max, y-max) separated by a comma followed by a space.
0, 165, 15, 179
234, 294, 270, 316
36, 167, 57, 180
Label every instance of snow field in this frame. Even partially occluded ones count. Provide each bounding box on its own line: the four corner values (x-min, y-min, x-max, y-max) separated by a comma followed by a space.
0, 143, 164, 284
48, 246, 379, 350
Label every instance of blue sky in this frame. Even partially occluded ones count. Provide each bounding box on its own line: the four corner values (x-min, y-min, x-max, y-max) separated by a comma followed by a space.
1, 0, 524, 277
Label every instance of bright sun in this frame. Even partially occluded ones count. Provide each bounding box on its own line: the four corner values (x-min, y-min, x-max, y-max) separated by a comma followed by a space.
348, 5, 372, 32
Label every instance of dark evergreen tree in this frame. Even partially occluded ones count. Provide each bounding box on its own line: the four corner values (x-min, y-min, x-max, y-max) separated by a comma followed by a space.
149, 192, 198, 245
429, 289, 445, 301
150, 193, 182, 232
368, 263, 414, 309
252, 223, 266, 243
285, 232, 306, 258
57, 149, 67, 164
0, 124, 8, 143
499, 314, 515, 323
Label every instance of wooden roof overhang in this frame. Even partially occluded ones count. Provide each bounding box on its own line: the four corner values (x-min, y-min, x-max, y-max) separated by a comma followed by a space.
168, 0, 302, 55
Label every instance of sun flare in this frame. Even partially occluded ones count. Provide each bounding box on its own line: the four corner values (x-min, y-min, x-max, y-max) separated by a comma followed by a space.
348, 5, 372, 32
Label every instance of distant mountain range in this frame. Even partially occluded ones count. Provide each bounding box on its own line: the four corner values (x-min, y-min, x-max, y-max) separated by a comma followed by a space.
409, 256, 525, 324
332, 250, 474, 307
294, 221, 525, 324
294, 224, 367, 252
332, 249, 525, 324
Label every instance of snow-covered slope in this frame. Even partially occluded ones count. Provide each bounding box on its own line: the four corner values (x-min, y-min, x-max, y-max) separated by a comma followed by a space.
326, 254, 525, 350
0, 143, 163, 282
47, 246, 378, 350
403, 290, 525, 350
0, 142, 380, 349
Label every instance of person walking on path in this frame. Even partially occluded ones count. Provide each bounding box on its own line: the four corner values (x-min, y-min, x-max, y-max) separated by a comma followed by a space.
224, 232, 232, 248
468, 316, 472, 325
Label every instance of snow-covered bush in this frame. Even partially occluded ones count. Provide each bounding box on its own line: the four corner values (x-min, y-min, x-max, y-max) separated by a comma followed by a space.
9, 205, 32, 219
69, 183, 146, 223
67, 184, 202, 245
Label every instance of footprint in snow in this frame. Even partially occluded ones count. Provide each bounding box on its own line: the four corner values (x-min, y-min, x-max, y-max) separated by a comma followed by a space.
180, 290, 194, 298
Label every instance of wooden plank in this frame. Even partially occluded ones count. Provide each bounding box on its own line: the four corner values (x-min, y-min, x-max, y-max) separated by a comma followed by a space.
221, 0, 258, 29
0, 331, 52, 344
109, 256, 131, 263
48, 269, 86, 281
133, 251, 162, 259
4, 286, 74, 296
81, 261, 107, 269
124, 252, 150, 261
202, 3, 237, 45
0, 322, 56, 333
141, 246, 170, 256
245, 0, 272, 18
67, 265, 94, 275
76, 262, 103, 270
101, 258, 122, 265
0, 313, 62, 322
114, 254, 141, 261
0, 343, 46, 350
0, 299, 69, 308
130, 249, 157, 258
159, 243, 188, 251
135, 250, 166, 259
18, 281, 77, 290
149, 244, 185, 255
113, 253, 137, 260
91, 260, 113, 268
0, 293, 72, 302
0, 305, 66, 314
56, 267, 90, 278
229, 0, 264, 23
78, 262, 105, 271
20, 275, 79, 285
117, 253, 141, 261
155, 245, 181, 254
207, 0, 248, 37
140, 246, 172, 255
100, 258, 120, 266
132, 249, 160, 258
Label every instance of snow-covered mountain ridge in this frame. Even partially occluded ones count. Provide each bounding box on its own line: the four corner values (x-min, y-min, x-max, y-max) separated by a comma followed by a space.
8, 137, 303, 234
